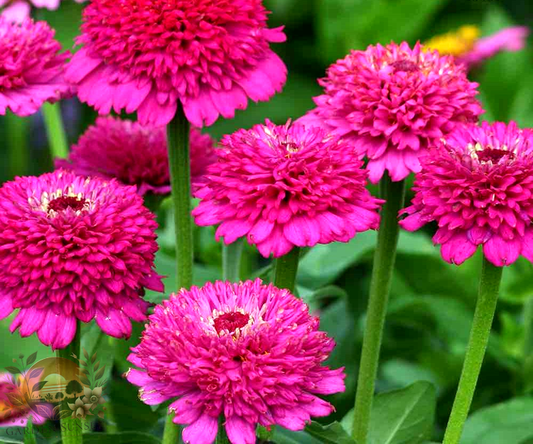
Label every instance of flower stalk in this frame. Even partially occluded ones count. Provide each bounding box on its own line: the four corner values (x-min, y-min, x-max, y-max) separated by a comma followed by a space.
274, 247, 301, 292
42, 102, 69, 160
352, 174, 405, 443
57, 322, 83, 444
223, 240, 244, 282
442, 258, 503, 444
163, 104, 192, 444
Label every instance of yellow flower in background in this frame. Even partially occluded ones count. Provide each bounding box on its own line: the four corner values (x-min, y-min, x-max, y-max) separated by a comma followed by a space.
425, 25, 481, 57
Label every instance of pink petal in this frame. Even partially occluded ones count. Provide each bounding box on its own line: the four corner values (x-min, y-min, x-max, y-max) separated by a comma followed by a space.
182, 414, 218, 444
37, 312, 77, 350
483, 234, 521, 267
440, 232, 477, 265
0, 294, 13, 320
225, 416, 256, 444
95, 307, 132, 339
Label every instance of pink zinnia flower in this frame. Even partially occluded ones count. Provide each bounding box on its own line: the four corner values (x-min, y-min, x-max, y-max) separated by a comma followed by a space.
300, 42, 483, 183
0, 17, 71, 116
0, 0, 86, 23
0, 373, 49, 426
126, 279, 345, 444
193, 120, 383, 258
65, 0, 287, 127
0, 170, 163, 350
55, 117, 217, 196
400, 121, 533, 267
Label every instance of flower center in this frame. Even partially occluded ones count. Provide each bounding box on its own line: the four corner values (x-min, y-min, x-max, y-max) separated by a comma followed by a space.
48, 196, 87, 213
214, 311, 250, 334
390, 59, 419, 72
477, 147, 515, 163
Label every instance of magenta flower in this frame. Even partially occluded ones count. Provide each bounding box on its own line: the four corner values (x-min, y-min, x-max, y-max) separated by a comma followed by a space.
300, 42, 483, 183
193, 120, 383, 258
65, 0, 287, 127
0, 17, 71, 116
459, 26, 529, 68
126, 279, 345, 444
56, 117, 217, 196
0, 170, 163, 350
400, 121, 533, 267
0, 0, 86, 23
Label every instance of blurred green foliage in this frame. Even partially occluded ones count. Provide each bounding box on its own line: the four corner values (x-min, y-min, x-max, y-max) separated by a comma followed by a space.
0, 0, 532, 443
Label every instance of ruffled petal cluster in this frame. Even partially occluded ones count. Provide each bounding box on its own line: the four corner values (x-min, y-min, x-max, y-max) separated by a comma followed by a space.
0, 17, 71, 116
300, 42, 483, 183
400, 121, 533, 267
56, 117, 217, 196
65, 0, 287, 127
0, 170, 163, 349
127, 279, 345, 444
193, 120, 383, 258
0, 0, 86, 23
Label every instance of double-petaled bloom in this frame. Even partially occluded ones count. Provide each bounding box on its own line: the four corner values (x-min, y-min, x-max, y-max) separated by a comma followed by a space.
127, 279, 345, 444
56, 117, 217, 196
193, 120, 383, 258
0, 170, 163, 349
0, 17, 71, 116
300, 42, 483, 183
65, 0, 287, 127
400, 121, 533, 267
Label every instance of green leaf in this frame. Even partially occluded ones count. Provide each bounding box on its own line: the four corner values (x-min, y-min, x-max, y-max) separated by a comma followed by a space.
305, 421, 356, 444
25, 352, 37, 367
461, 397, 533, 444
23, 416, 37, 444
342, 382, 436, 444
94, 366, 105, 380
79, 433, 161, 444
271, 427, 322, 444
5, 366, 20, 375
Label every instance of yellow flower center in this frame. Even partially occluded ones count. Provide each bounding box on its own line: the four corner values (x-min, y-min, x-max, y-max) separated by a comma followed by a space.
425, 25, 481, 57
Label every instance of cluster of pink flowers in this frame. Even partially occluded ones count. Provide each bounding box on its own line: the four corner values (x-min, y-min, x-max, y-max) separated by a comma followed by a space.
56, 117, 217, 196
193, 119, 383, 257
127, 279, 345, 444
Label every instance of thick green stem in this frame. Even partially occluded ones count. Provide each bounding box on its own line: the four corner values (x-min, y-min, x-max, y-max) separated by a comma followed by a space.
6, 113, 29, 177
163, 105, 191, 444
524, 296, 533, 359
222, 240, 244, 282
216, 418, 230, 444
42, 102, 69, 160
442, 258, 503, 444
352, 175, 405, 443
57, 323, 83, 444
273, 247, 301, 292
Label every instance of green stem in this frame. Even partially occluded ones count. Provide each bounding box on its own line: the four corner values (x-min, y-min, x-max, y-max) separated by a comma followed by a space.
57, 322, 83, 444
42, 102, 69, 160
352, 175, 405, 443
222, 240, 244, 282
273, 247, 301, 292
442, 258, 503, 444
6, 113, 29, 177
24, 415, 37, 444
216, 418, 230, 444
162, 105, 191, 444
524, 296, 533, 359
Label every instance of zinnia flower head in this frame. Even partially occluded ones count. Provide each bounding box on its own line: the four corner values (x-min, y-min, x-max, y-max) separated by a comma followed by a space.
425, 25, 529, 69
300, 42, 483, 183
0, 17, 71, 116
400, 121, 533, 267
193, 120, 383, 258
65, 0, 287, 127
56, 117, 217, 196
0, 0, 86, 23
126, 279, 345, 444
0, 170, 163, 350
